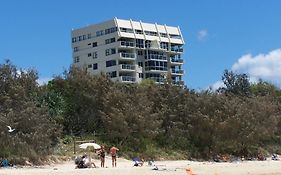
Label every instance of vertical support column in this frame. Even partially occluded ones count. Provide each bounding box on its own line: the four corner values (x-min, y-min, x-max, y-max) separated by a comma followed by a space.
114, 17, 121, 37
154, 23, 162, 47
164, 24, 172, 79
177, 26, 185, 44
129, 19, 137, 81
177, 26, 184, 84
139, 20, 147, 79
114, 17, 120, 78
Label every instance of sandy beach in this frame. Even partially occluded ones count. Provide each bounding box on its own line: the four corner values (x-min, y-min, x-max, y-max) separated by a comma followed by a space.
1, 156, 281, 175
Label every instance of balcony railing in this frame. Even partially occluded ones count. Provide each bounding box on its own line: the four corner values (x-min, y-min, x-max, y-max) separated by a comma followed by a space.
120, 76, 136, 82
120, 41, 134, 47
172, 80, 184, 85
170, 58, 184, 63
148, 77, 165, 83
120, 53, 136, 59
170, 48, 183, 52
171, 69, 184, 74
120, 64, 135, 70
145, 54, 167, 61
145, 66, 168, 71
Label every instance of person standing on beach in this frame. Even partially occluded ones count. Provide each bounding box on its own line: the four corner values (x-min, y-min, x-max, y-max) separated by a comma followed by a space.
110, 146, 119, 167
99, 145, 106, 168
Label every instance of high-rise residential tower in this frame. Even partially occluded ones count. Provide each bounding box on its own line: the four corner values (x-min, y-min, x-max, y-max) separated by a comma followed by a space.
71, 18, 184, 85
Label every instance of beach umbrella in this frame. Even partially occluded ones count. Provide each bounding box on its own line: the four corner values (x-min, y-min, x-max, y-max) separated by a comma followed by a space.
79, 142, 101, 150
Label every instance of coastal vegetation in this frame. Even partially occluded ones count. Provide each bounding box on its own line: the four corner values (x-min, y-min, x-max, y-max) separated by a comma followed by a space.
1, 60, 281, 164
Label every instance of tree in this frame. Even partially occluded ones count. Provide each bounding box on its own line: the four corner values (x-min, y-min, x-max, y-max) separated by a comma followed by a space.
0, 60, 60, 164
100, 83, 160, 151
219, 69, 251, 96
250, 79, 281, 97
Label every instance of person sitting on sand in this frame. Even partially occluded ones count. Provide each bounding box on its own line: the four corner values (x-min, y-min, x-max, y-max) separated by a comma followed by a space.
133, 157, 144, 167
75, 155, 96, 168
83, 155, 96, 168
110, 146, 119, 167
75, 156, 86, 168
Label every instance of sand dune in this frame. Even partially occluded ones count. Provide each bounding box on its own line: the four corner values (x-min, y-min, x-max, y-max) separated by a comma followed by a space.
1, 157, 281, 175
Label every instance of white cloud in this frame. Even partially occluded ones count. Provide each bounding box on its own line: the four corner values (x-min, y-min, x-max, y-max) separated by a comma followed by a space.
209, 48, 281, 90
197, 29, 208, 41
208, 80, 225, 91
37, 77, 52, 86
231, 49, 281, 85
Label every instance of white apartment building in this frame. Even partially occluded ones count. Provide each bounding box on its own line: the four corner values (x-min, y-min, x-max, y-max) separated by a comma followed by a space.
71, 18, 184, 85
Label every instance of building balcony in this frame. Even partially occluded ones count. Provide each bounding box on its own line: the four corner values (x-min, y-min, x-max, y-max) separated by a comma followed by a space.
170, 48, 183, 53
171, 69, 184, 75
145, 46, 167, 52
119, 76, 136, 83
120, 41, 135, 48
119, 53, 136, 60
145, 54, 167, 61
119, 64, 135, 71
172, 80, 184, 86
148, 77, 165, 84
145, 66, 168, 72
170, 58, 184, 64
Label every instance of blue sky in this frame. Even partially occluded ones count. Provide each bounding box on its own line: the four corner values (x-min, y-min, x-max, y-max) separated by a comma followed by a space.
1, 0, 281, 89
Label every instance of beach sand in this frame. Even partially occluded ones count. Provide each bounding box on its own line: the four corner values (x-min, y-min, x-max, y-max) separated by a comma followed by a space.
1, 157, 281, 175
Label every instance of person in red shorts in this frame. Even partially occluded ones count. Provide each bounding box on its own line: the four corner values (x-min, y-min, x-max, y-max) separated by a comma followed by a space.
110, 146, 119, 167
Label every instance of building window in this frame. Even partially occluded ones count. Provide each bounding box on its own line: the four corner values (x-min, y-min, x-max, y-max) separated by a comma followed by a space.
93, 63, 98, 70
78, 36, 82, 41
160, 42, 168, 50
111, 48, 116, 54
105, 28, 110, 35
135, 29, 143, 34
111, 27, 117, 33
144, 31, 158, 36
160, 33, 168, 38
88, 53, 92, 57
105, 49, 110, 56
105, 39, 110, 44
83, 35, 86, 40
96, 30, 104, 37
74, 47, 79, 52
74, 56, 80, 63
145, 40, 151, 48
105, 27, 117, 34
105, 37, 115, 44
145, 61, 168, 71
87, 33, 91, 39
105, 48, 116, 56
93, 51, 98, 59
138, 62, 143, 67
120, 27, 133, 33
72, 37, 77, 43
88, 64, 92, 68
136, 39, 144, 48
106, 60, 116, 67
137, 50, 143, 55
138, 73, 143, 78
92, 42, 97, 47
169, 34, 181, 39
107, 71, 117, 78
